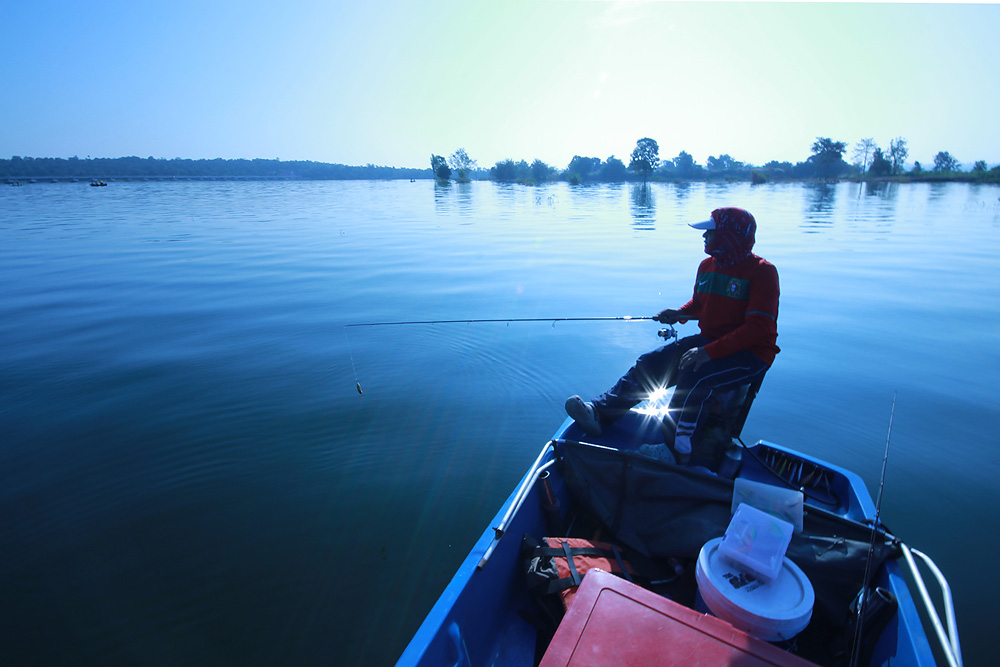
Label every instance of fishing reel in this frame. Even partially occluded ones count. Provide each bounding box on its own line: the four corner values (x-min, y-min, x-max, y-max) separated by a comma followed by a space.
657, 324, 679, 342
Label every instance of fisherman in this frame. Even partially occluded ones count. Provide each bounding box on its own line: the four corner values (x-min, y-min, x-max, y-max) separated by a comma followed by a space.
565, 207, 780, 464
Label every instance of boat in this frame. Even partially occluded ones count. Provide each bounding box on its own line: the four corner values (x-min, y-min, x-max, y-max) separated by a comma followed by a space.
394, 348, 962, 666
90, 179, 107, 187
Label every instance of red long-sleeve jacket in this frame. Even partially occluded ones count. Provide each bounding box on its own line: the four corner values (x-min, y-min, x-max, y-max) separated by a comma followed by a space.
678, 253, 780, 366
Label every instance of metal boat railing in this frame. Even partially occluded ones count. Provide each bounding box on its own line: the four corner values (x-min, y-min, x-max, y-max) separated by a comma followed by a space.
477, 442, 555, 569
899, 543, 963, 667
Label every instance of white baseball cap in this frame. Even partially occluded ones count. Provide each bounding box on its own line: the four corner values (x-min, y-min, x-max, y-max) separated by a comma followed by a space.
689, 217, 715, 230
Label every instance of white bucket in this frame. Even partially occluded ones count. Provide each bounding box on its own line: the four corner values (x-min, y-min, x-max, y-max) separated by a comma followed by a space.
696, 537, 814, 642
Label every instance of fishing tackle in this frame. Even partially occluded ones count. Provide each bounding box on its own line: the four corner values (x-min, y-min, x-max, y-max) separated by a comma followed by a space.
850, 392, 897, 667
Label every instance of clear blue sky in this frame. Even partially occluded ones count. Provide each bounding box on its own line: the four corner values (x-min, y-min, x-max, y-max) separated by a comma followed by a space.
3, 1, 999, 170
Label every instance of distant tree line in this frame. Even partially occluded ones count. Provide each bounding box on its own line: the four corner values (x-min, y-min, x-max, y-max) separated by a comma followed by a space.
1, 156, 432, 181
8, 139, 1000, 185
437, 136, 1000, 186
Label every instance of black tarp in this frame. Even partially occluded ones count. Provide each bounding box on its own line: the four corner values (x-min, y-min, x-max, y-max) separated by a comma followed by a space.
557, 439, 901, 632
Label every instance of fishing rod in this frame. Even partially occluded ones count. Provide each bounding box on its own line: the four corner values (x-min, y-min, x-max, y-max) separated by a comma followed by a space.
344, 315, 698, 394
850, 392, 896, 667
345, 315, 697, 327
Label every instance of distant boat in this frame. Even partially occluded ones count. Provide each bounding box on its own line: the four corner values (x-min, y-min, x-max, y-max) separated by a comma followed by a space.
90, 180, 107, 187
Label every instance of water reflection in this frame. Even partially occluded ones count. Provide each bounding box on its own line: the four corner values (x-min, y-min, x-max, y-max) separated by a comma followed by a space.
672, 181, 693, 202
927, 182, 950, 202
433, 180, 476, 218
862, 180, 898, 202
852, 181, 899, 230
629, 184, 655, 230
802, 183, 837, 229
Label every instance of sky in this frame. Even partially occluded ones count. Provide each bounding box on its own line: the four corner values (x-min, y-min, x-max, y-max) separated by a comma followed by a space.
2, 0, 999, 170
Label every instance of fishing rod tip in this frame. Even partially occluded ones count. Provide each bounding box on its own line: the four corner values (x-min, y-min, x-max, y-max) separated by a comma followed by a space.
356, 382, 363, 396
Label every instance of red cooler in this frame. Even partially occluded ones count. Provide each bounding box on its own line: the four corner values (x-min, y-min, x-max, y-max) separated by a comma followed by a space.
539, 569, 815, 667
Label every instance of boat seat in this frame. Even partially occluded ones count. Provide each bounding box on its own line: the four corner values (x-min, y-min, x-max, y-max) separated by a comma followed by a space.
689, 373, 765, 467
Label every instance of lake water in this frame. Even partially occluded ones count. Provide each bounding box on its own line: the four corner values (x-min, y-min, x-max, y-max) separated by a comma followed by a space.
2, 179, 998, 665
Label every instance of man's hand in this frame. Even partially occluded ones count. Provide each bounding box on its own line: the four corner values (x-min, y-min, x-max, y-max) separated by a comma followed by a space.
679, 347, 710, 372
654, 309, 682, 324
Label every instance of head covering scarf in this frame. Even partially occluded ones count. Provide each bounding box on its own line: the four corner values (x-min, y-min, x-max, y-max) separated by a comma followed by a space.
704, 207, 756, 268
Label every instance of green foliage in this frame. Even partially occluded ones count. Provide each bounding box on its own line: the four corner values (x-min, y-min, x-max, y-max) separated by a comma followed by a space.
601, 156, 627, 181
973, 160, 988, 173
448, 149, 476, 182
888, 137, 908, 174
531, 159, 554, 183
706, 154, 741, 172
672, 151, 699, 178
705, 154, 747, 180
490, 159, 531, 184
628, 138, 659, 183
811, 137, 848, 160
933, 151, 960, 172
567, 155, 602, 182
431, 154, 451, 180
809, 137, 850, 178
868, 148, 892, 177
761, 160, 794, 179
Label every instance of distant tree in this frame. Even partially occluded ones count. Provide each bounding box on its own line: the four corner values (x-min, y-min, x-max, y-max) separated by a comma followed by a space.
601, 155, 628, 181
567, 155, 602, 182
673, 150, 699, 178
431, 154, 451, 181
973, 160, 988, 173
491, 159, 530, 183
763, 160, 793, 171
705, 154, 744, 176
706, 154, 727, 171
888, 137, 909, 174
629, 138, 660, 184
809, 137, 849, 178
447, 149, 477, 182
531, 159, 554, 183
852, 138, 877, 174
911, 161, 923, 174
868, 148, 892, 177
933, 151, 960, 172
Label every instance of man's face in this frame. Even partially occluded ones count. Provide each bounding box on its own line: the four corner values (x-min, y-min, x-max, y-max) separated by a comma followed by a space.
703, 229, 715, 249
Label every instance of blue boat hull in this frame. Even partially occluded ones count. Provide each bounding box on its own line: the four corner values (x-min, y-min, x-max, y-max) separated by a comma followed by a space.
395, 414, 939, 666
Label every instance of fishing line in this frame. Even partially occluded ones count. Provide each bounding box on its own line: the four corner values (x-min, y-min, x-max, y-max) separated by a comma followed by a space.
850, 391, 896, 667
342, 325, 363, 395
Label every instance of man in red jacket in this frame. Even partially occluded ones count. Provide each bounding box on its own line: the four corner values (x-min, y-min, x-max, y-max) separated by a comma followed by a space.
565, 207, 779, 464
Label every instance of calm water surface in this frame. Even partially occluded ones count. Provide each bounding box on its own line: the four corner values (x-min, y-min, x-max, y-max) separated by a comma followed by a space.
2, 180, 998, 665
